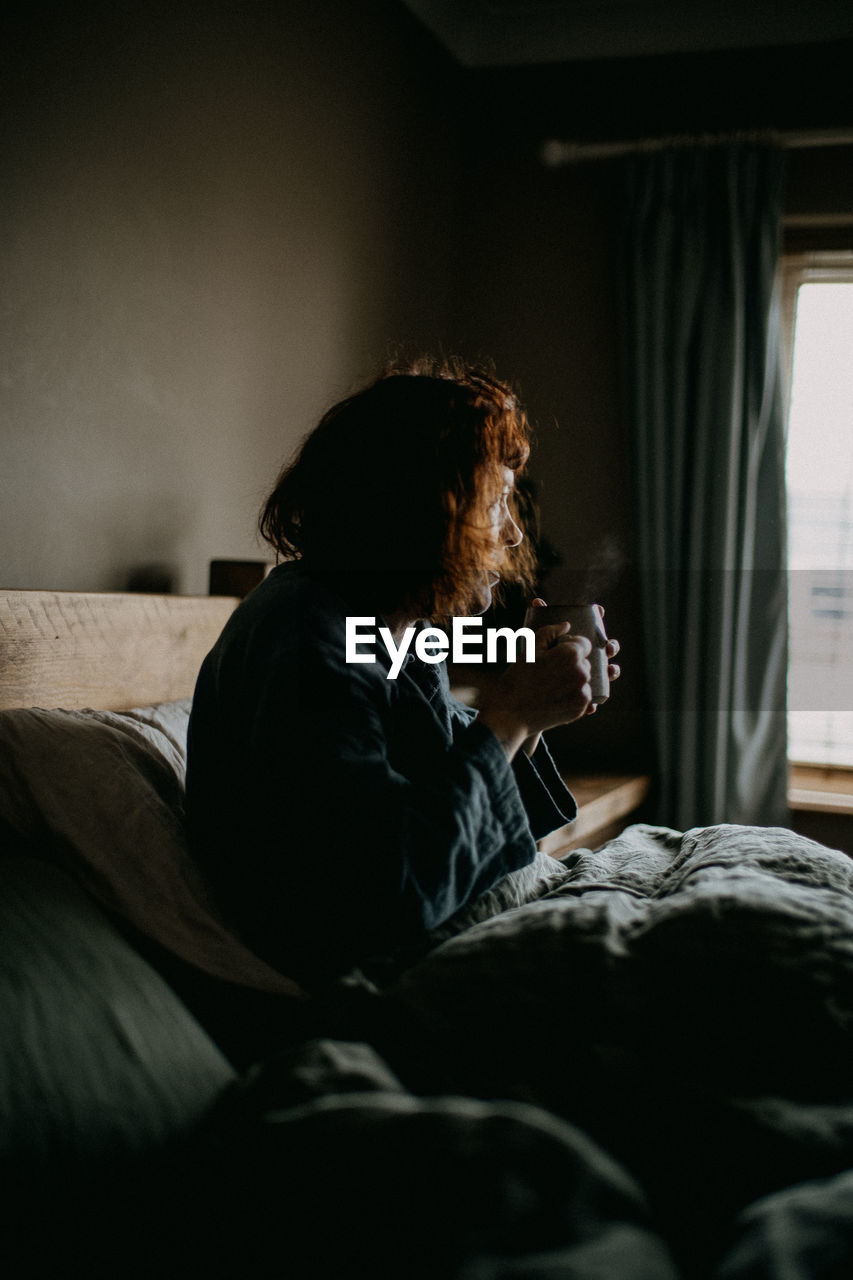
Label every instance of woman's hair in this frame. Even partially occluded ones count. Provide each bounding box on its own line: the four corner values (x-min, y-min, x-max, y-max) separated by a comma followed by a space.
259, 357, 536, 618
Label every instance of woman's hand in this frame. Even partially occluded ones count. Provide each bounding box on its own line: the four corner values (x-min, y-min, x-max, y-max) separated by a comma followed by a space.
593, 602, 621, 713
478, 617, 593, 758
478, 598, 622, 759
526, 598, 621, 716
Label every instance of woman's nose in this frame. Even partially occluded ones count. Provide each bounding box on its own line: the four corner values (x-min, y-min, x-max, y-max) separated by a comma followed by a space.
503, 512, 523, 549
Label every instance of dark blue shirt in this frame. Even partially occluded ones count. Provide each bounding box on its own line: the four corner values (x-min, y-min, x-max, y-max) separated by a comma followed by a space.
186, 563, 576, 989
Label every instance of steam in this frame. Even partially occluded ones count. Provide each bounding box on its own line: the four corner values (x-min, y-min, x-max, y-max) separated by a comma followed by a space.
544, 534, 627, 605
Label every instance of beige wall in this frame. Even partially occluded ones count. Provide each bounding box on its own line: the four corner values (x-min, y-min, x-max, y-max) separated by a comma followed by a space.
1, 0, 457, 593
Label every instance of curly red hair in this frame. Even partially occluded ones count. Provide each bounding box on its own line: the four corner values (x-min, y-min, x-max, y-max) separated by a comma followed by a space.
259, 357, 536, 619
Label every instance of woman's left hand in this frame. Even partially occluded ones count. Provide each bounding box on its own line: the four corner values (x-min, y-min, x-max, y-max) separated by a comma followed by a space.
520, 599, 621, 742
587, 603, 620, 716
600, 604, 621, 687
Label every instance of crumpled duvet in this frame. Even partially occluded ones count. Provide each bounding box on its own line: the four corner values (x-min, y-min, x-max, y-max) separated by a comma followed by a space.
19, 820, 853, 1278
125, 823, 853, 1278
373, 823, 853, 1276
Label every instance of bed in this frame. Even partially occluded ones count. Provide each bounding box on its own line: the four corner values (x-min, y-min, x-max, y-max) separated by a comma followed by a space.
2, 588, 853, 1279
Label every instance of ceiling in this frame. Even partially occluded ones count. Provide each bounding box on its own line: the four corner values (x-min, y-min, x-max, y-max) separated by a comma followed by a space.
398, 0, 853, 66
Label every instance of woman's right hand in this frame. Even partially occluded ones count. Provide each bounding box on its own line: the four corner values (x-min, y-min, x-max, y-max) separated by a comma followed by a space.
476, 621, 593, 759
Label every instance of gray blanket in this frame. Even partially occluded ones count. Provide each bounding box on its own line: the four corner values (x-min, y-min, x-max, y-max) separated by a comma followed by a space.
131, 822, 853, 1278
7, 786, 853, 1275
375, 822, 853, 1275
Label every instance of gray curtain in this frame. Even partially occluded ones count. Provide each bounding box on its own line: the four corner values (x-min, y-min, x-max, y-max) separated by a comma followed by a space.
621, 143, 789, 829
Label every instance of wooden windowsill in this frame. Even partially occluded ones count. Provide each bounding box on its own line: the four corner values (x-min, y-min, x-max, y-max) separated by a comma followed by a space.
789, 764, 853, 815
538, 773, 652, 858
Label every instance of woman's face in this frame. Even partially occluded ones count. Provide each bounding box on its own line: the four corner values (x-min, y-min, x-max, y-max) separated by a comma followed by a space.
468, 467, 523, 615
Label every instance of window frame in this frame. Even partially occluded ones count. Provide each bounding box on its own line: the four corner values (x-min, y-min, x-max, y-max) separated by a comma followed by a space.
780, 251, 853, 407
782, 251, 853, 811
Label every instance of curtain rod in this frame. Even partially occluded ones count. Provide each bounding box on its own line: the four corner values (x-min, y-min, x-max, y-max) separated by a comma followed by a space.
540, 128, 853, 166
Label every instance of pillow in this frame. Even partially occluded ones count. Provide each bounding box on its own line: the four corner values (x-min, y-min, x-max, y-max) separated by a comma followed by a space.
0, 699, 302, 997
0, 850, 236, 1165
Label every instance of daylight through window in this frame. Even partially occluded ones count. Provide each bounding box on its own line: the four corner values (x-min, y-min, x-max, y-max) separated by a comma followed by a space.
786, 264, 853, 766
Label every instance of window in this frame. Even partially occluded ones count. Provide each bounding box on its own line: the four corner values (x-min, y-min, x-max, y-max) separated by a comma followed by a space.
784, 254, 853, 771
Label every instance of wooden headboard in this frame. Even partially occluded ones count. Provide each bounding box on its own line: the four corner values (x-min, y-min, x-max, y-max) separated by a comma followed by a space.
0, 590, 238, 711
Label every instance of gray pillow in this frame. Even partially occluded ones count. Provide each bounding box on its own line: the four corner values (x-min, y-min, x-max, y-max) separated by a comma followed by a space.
0, 849, 235, 1165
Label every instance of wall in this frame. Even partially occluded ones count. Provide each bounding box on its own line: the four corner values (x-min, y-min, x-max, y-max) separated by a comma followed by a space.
451, 39, 853, 772
4, 4, 851, 783
451, 139, 648, 769
1, 0, 458, 594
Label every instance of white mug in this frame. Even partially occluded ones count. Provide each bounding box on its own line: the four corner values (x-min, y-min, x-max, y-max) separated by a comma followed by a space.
523, 602, 610, 704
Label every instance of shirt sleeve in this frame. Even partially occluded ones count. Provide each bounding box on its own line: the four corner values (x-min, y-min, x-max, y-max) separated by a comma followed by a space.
446, 683, 577, 842
188, 609, 545, 988
510, 738, 577, 841
292, 654, 540, 935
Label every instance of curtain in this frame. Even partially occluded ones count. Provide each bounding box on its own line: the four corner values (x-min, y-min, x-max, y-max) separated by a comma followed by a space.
620, 143, 789, 829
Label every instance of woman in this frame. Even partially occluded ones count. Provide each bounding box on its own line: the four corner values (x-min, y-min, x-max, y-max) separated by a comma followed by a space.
186, 359, 620, 992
